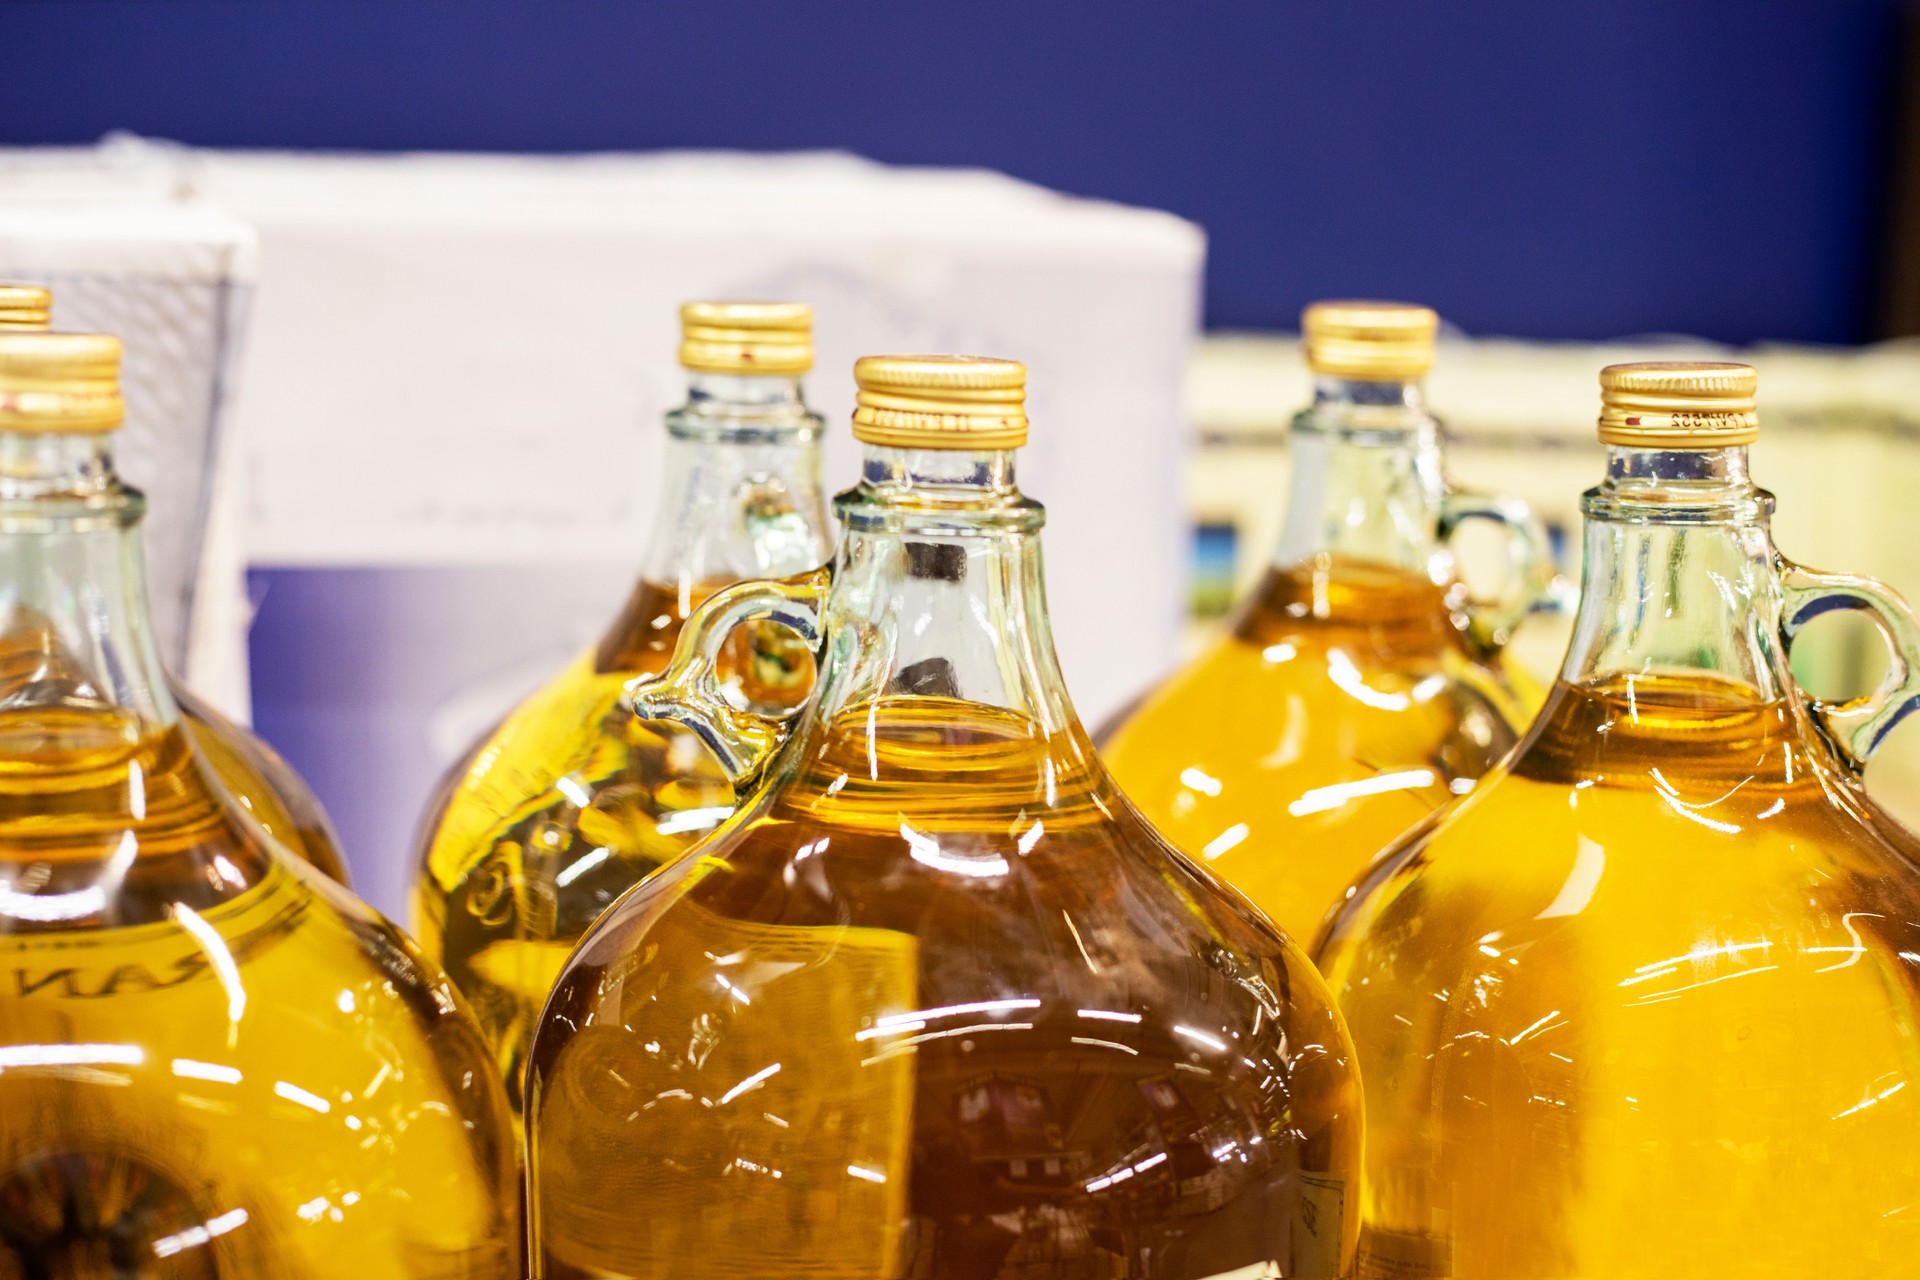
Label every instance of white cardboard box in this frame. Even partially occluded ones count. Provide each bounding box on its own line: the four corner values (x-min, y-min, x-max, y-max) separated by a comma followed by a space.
0, 153, 257, 717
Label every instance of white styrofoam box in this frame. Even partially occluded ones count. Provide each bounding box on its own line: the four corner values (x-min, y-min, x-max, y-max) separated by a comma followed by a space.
0, 155, 258, 718
147, 145, 1203, 908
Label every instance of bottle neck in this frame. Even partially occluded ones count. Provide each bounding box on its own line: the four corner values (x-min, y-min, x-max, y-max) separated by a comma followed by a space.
0, 431, 177, 734
1560, 445, 1788, 698
820, 445, 1083, 741
638, 372, 832, 604
1273, 375, 1447, 574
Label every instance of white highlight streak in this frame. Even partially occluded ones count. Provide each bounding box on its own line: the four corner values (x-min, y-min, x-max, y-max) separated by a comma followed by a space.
274, 1081, 331, 1113
171, 1059, 242, 1085
1537, 836, 1606, 919
1288, 770, 1434, 817
0, 1043, 143, 1070
1077, 1009, 1143, 1023
902, 823, 1009, 878
173, 904, 247, 1025
718, 1062, 781, 1105
1201, 823, 1250, 860
555, 848, 610, 888
152, 1208, 248, 1258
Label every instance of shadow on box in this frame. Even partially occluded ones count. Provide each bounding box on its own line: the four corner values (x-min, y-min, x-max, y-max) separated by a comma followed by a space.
248, 563, 645, 918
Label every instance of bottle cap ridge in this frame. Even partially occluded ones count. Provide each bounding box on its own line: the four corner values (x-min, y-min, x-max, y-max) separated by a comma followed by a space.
0, 284, 53, 331
851, 355, 1028, 450
679, 300, 813, 374
1302, 300, 1437, 380
1598, 362, 1759, 448
0, 331, 125, 434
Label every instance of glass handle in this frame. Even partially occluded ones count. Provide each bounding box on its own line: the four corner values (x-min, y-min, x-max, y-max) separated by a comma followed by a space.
1781, 562, 1920, 773
625, 567, 832, 786
1437, 487, 1573, 652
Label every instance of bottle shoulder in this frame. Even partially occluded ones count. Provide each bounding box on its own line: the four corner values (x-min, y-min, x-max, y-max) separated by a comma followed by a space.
173, 681, 350, 886
1100, 620, 1528, 892
414, 648, 735, 897
6, 859, 486, 1047
1110, 622, 1528, 751
550, 727, 1343, 1043
1318, 740, 1920, 993
1109, 556, 1532, 768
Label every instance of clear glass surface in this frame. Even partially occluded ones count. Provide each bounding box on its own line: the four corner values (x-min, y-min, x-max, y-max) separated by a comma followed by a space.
0, 436, 517, 1275
411, 374, 830, 1123
526, 446, 1363, 1279
0, 598, 350, 886
1316, 447, 1920, 1278
1102, 381, 1538, 945
174, 680, 352, 885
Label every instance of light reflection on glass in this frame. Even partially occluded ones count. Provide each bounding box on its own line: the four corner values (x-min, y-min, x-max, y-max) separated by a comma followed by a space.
0, 1043, 144, 1070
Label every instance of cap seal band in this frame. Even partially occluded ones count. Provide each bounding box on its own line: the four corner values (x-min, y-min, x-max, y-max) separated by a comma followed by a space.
679, 301, 813, 374
0, 331, 124, 434
0, 284, 52, 331
1302, 300, 1437, 381
851, 355, 1028, 450
1598, 362, 1759, 448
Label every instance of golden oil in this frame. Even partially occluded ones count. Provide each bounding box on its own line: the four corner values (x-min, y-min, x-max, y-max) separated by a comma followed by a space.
1104, 553, 1527, 944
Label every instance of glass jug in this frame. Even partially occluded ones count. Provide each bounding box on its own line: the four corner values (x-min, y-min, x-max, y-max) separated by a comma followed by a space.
1317, 362, 1920, 1278
525, 355, 1362, 1279
1101, 301, 1556, 945
412, 301, 830, 1123
0, 328, 518, 1274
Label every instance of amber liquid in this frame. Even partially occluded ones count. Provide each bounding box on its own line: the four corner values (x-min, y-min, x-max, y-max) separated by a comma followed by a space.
174, 684, 350, 886
0, 612, 348, 885
1101, 555, 1531, 945
528, 695, 1361, 1279
412, 580, 810, 1123
0, 707, 517, 1276
1317, 673, 1920, 1278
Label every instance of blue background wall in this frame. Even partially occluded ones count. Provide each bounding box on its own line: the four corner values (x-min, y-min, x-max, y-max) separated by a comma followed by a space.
0, 0, 1901, 343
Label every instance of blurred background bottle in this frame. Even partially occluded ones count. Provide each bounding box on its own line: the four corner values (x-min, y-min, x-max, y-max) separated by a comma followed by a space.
1318, 362, 1920, 1278
0, 326, 518, 1275
0, 282, 349, 884
527, 354, 1361, 1278
412, 301, 832, 1123
1101, 301, 1556, 944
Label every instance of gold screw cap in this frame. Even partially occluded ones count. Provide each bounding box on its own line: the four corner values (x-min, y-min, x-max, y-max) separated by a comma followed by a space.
1598, 362, 1758, 448
0, 331, 125, 434
679, 301, 813, 375
851, 355, 1028, 450
0, 285, 53, 331
1302, 300, 1438, 381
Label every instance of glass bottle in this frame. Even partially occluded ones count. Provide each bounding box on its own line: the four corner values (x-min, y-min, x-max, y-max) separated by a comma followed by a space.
1316, 362, 1920, 1278
0, 281, 351, 885
1100, 301, 1558, 946
412, 301, 832, 1124
525, 355, 1363, 1279
0, 329, 518, 1274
